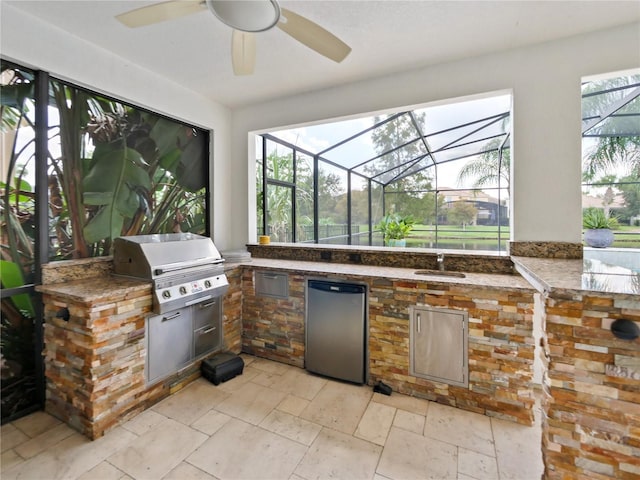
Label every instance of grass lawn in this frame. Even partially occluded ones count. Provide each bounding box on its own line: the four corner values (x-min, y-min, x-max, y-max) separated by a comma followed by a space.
404, 224, 640, 249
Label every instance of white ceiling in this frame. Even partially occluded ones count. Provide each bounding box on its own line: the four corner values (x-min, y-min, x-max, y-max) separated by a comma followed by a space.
5, 0, 640, 108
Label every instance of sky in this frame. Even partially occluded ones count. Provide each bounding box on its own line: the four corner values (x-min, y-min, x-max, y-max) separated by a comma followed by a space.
263, 92, 512, 191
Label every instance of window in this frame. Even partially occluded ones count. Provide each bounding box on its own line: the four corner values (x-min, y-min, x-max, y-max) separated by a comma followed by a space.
582, 73, 640, 249
1, 62, 39, 422
46, 77, 209, 259
1, 60, 210, 422
257, 93, 511, 252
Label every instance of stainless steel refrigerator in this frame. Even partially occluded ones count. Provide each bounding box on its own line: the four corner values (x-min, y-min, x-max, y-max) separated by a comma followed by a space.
305, 279, 367, 384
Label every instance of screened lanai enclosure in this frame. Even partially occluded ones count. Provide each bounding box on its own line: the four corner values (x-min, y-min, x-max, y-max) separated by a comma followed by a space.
257, 94, 512, 252
257, 74, 640, 252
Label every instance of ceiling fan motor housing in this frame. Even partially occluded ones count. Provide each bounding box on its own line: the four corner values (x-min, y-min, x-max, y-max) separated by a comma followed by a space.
206, 0, 281, 32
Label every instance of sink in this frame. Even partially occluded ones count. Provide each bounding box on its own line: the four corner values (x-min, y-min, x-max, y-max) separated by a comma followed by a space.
414, 269, 466, 278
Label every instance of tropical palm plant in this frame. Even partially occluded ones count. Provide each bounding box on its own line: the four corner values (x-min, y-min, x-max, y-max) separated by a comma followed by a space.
582, 75, 640, 180
1, 61, 209, 421
583, 137, 640, 181
456, 137, 511, 190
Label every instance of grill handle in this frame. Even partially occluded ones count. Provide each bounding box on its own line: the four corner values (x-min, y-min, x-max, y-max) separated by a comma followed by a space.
198, 300, 217, 309
154, 258, 225, 276
198, 326, 217, 335
162, 312, 181, 322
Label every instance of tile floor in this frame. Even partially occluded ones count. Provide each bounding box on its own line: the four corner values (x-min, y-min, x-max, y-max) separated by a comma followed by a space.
1, 355, 544, 480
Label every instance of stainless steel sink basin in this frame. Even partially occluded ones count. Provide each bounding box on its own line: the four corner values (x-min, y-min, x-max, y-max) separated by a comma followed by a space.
414, 269, 466, 278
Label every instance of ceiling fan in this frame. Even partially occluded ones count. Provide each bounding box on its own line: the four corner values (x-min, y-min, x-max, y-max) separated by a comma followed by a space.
116, 0, 352, 75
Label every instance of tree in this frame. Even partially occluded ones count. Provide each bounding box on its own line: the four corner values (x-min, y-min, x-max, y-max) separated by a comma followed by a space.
350, 189, 370, 225
259, 151, 296, 241
258, 148, 345, 241
581, 76, 640, 227
456, 137, 511, 190
447, 201, 478, 229
368, 112, 436, 220
583, 137, 640, 182
582, 74, 640, 180
618, 172, 640, 224
316, 167, 344, 223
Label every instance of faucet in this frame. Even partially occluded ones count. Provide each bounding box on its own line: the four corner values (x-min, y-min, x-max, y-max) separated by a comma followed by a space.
437, 252, 445, 271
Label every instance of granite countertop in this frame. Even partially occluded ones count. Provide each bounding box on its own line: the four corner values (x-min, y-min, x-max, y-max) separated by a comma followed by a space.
234, 258, 534, 291
512, 256, 640, 297
36, 275, 151, 303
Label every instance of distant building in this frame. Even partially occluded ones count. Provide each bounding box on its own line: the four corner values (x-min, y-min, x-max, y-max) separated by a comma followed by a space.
582, 192, 625, 212
439, 187, 509, 226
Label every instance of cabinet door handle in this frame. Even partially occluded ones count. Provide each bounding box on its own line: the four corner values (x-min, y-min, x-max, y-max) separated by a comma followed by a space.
186, 295, 212, 307
162, 312, 181, 322
199, 326, 216, 335
199, 300, 217, 309
416, 313, 421, 333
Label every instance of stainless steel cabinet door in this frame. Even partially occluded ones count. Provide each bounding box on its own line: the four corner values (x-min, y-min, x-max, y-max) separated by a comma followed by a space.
147, 308, 192, 383
255, 271, 289, 299
409, 306, 468, 387
192, 298, 222, 357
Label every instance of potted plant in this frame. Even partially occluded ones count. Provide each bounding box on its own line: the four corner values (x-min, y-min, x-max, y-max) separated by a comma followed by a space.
376, 214, 415, 247
583, 207, 618, 248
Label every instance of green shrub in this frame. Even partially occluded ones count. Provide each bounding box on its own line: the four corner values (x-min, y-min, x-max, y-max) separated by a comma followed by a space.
376, 214, 415, 241
582, 208, 619, 229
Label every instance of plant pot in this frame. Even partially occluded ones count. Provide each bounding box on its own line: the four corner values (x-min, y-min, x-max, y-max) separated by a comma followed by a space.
387, 239, 406, 247
584, 229, 614, 248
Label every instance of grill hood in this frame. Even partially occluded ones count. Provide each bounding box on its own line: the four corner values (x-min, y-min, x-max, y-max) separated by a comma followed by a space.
113, 233, 224, 279
113, 233, 228, 314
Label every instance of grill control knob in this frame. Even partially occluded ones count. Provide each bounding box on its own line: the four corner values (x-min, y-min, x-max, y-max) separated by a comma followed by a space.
162, 291, 171, 299
179, 286, 187, 295
204, 280, 211, 288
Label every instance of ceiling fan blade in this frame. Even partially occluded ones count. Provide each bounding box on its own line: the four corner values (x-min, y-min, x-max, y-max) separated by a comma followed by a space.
116, 0, 207, 28
232, 30, 256, 75
277, 8, 351, 63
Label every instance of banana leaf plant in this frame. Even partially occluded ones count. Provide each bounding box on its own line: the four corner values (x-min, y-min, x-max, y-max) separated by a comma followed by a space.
1, 61, 208, 421
1, 64, 38, 421
47, 84, 208, 258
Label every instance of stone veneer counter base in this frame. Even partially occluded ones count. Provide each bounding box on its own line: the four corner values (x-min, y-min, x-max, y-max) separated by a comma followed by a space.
512, 256, 640, 479
239, 258, 537, 425
38, 276, 153, 439
37, 261, 242, 440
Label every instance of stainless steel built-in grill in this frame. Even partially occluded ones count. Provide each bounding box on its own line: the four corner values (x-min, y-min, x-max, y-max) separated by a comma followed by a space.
113, 233, 229, 314
113, 233, 229, 384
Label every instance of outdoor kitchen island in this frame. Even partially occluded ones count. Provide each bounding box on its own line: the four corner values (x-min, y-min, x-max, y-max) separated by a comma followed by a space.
36, 234, 234, 441
37, 256, 242, 441
237, 255, 539, 426
243, 245, 640, 478
37, 247, 539, 442
37, 269, 152, 440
